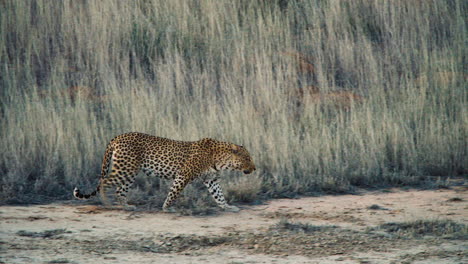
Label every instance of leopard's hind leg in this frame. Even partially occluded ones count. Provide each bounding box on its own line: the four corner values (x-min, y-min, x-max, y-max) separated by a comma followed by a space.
162, 174, 191, 212
99, 178, 114, 207
115, 175, 137, 210
100, 153, 141, 210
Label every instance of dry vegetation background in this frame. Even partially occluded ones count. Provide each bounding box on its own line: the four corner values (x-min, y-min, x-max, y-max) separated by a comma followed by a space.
0, 0, 466, 206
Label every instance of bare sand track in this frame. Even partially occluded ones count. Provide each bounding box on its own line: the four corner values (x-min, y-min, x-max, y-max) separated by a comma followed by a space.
1, 186, 467, 263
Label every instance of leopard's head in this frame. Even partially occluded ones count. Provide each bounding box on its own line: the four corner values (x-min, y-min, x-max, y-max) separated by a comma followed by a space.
228, 144, 256, 174
204, 139, 256, 174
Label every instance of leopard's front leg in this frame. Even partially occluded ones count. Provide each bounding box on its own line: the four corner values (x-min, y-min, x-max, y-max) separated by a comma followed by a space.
203, 178, 239, 212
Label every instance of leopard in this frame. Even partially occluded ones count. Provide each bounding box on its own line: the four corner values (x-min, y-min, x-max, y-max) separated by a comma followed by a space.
73, 132, 256, 212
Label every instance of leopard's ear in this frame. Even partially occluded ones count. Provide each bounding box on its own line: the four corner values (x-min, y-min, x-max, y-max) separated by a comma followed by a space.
231, 144, 240, 154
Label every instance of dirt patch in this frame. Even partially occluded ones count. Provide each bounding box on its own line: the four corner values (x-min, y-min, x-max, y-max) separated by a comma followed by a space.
1, 187, 467, 263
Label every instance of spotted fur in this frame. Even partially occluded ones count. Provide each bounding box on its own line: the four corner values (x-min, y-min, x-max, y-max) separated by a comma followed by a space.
73, 132, 256, 211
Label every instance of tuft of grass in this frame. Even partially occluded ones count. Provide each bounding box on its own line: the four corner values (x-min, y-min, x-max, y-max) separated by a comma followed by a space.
377, 220, 467, 240
273, 218, 337, 233
47, 259, 74, 264
367, 204, 388, 210
16, 229, 71, 239
225, 173, 262, 203
446, 197, 463, 202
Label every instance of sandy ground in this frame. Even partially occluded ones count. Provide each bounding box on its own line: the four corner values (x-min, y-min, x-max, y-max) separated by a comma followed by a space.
1, 186, 467, 264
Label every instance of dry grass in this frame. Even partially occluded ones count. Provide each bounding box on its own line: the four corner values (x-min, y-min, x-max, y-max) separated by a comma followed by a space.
292, 85, 364, 111
0, 0, 466, 206
37, 86, 106, 103
282, 51, 316, 74
225, 174, 263, 203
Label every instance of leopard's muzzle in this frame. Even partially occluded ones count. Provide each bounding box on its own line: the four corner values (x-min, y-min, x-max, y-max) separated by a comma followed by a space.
243, 166, 256, 174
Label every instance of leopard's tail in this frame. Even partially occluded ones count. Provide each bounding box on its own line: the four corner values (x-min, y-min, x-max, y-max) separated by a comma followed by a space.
73, 186, 99, 199
73, 141, 114, 200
